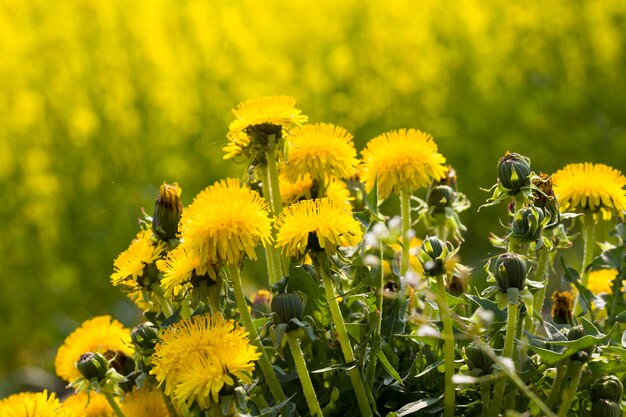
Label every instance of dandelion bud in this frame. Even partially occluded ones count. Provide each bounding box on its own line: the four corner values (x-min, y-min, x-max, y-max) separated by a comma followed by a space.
464, 342, 495, 375
152, 183, 182, 240
271, 292, 304, 325
495, 253, 528, 292
447, 274, 467, 297
131, 322, 159, 355
252, 289, 272, 318
497, 152, 531, 193
76, 352, 109, 381
568, 325, 593, 362
427, 185, 456, 214
591, 399, 623, 417
512, 206, 545, 241
591, 375, 624, 403
418, 236, 447, 277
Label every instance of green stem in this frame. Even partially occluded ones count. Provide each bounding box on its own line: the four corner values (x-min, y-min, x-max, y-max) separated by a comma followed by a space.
573, 213, 596, 316
490, 299, 519, 417
286, 332, 324, 417
435, 223, 448, 244
317, 261, 372, 417
103, 392, 127, 417
156, 293, 174, 318
480, 382, 491, 417
546, 361, 568, 410
265, 137, 284, 215
400, 189, 411, 277
229, 265, 286, 403
529, 248, 550, 333
435, 274, 456, 417
260, 166, 282, 286
366, 241, 385, 390
556, 360, 584, 417
161, 389, 180, 417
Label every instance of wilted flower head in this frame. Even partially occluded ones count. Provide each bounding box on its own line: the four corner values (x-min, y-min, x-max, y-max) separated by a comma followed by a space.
150, 314, 260, 409
283, 123, 358, 182
361, 129, 447, 200
553, 163, 626, 219
55, 316, 133, 383
0, 391, 71, 417
178, 178, 272, 265
551, 291, 573, 325
275, 198, 362, 259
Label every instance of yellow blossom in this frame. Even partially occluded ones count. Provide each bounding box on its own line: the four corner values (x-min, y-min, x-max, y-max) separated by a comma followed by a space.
587, 268, 619, 295
62, 392, 113, 417
121, 389, 169, 417
111, 230, 167, 288
157, 244, 217, 299
0, 391, 71, 417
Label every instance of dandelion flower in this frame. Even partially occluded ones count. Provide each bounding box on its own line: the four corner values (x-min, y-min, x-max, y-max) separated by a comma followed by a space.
283, 123, 358, 182
587, 269, 619, 295
55, 316, 133, 383
121, 389, 169, 417
178, 179, 272, 265
553, 163, 626, 219
111, 230, 167, 288
62, 392, 113, 417
225, 96, 307, 160
157, 244, 217, 299
279, 172, 313, 205
361, 129, 447, 200
0, 391, 70, 417
275, 198, 362, 258
326, 178, 353, 204
150, 314, 259, 409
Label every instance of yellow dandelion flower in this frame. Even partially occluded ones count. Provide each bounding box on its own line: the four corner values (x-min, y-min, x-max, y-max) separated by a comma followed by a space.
283, 123, 359, 182
225, 96, 307, 159
361, 129, 447, 200
157, 244, 217, 299
62, 392, 113, 417
121, 389, 169, 417
326, 178, 354, 204
552, 163, 626, 219
587, 268, 619, 295
179, 179, 272, 265
150, 314, 259, 409
0, 391, 70, 417
55, 316, 133, 383
275, 198, 362, 258
111, 230, 167, 287
279, 171, 313, 206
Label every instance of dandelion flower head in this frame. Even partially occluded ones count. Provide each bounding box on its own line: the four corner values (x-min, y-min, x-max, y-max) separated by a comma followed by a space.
55, 316, 133, 383
157, 244, 217, 299
0, 391, 70, 417
361, 129, 447, 200
552, 163, 626, 219
587, 268, 619, 295
275, 198, 362, 258
121, 389, 169, 417
62, 392, 113, 417
283, 123, 359, 182
111, 230, 166, 288
150, 314, 260, 409
178, 179, 272, 265
279, 171, 313, 205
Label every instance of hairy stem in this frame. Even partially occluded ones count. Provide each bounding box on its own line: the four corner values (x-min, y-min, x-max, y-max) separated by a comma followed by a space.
490, 299, 519, 417
556, 360, 584, 417
286, 332, 324, 417
435, 274, 456, 417
546, 361, 568, 410
400, 189, 411, 277
573, 213, 596, 316
103, 392, 127, 417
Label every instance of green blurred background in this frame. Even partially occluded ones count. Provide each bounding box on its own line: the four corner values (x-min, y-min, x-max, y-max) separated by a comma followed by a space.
1, 0, 625, 393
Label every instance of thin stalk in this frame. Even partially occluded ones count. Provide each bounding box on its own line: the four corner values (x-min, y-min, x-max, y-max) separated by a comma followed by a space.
528, 248, 550, 333
546, 362, 568, 410
573, 213, 596, 316
229, 265, 286, 403
480, 382, 491, 417
400, 189, 411, 277
260, 166, 282, 285
317, 261, 372, 417
103, 392, 126, 417
161, 390, 180, 417
286, 332, 324, 417
155, 293, 174, 318
556, 360, 584, 417
265, 137, 284, 215
490, 300, 519, 417
435, 274, 456, 417
366, 241, 385, 390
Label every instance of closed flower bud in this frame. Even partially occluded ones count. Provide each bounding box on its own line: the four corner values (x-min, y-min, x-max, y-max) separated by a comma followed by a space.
427, 185, 456, 214
418, 236, 447, 277
568, 325, 593, 362
498, 152, 531, 193
591, 375, 624, 403
76, 352, 109, 381
591, 399, 623, 417
131, 322, 159, 355
465, 342, 495, 375
512, 206, 545, 241
495, 253, 527, 292
271, 292, 304, 325
152, 183, 183, 240
447, 274, 467, 297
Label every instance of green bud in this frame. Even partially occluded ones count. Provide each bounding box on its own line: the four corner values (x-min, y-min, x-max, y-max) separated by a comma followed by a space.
418, 236, 447, 277
568, 325, 593, 362
465, 342, 495, 375
591, 399, 622, 417
591, 375, 624, 403
497, 152, 531, 193
512, 206, 545, 241
152, 183, 183, 240
427, 185, 456, 214
495, 253, 528, 292
271, 292, 304, 325
131, 322, 159, 355
76, 352, 109, 381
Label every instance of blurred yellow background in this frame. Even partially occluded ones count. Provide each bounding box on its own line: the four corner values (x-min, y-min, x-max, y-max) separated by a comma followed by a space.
1, 0, 625, 393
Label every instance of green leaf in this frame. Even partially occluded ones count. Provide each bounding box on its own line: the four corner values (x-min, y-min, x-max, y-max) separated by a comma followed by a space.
393, 397, 441, 416
311, 362, 357, 374
374, 346, 403, 385
465, 294, 507, 322
366, 175, 379, 215
288, 265, 329, 326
